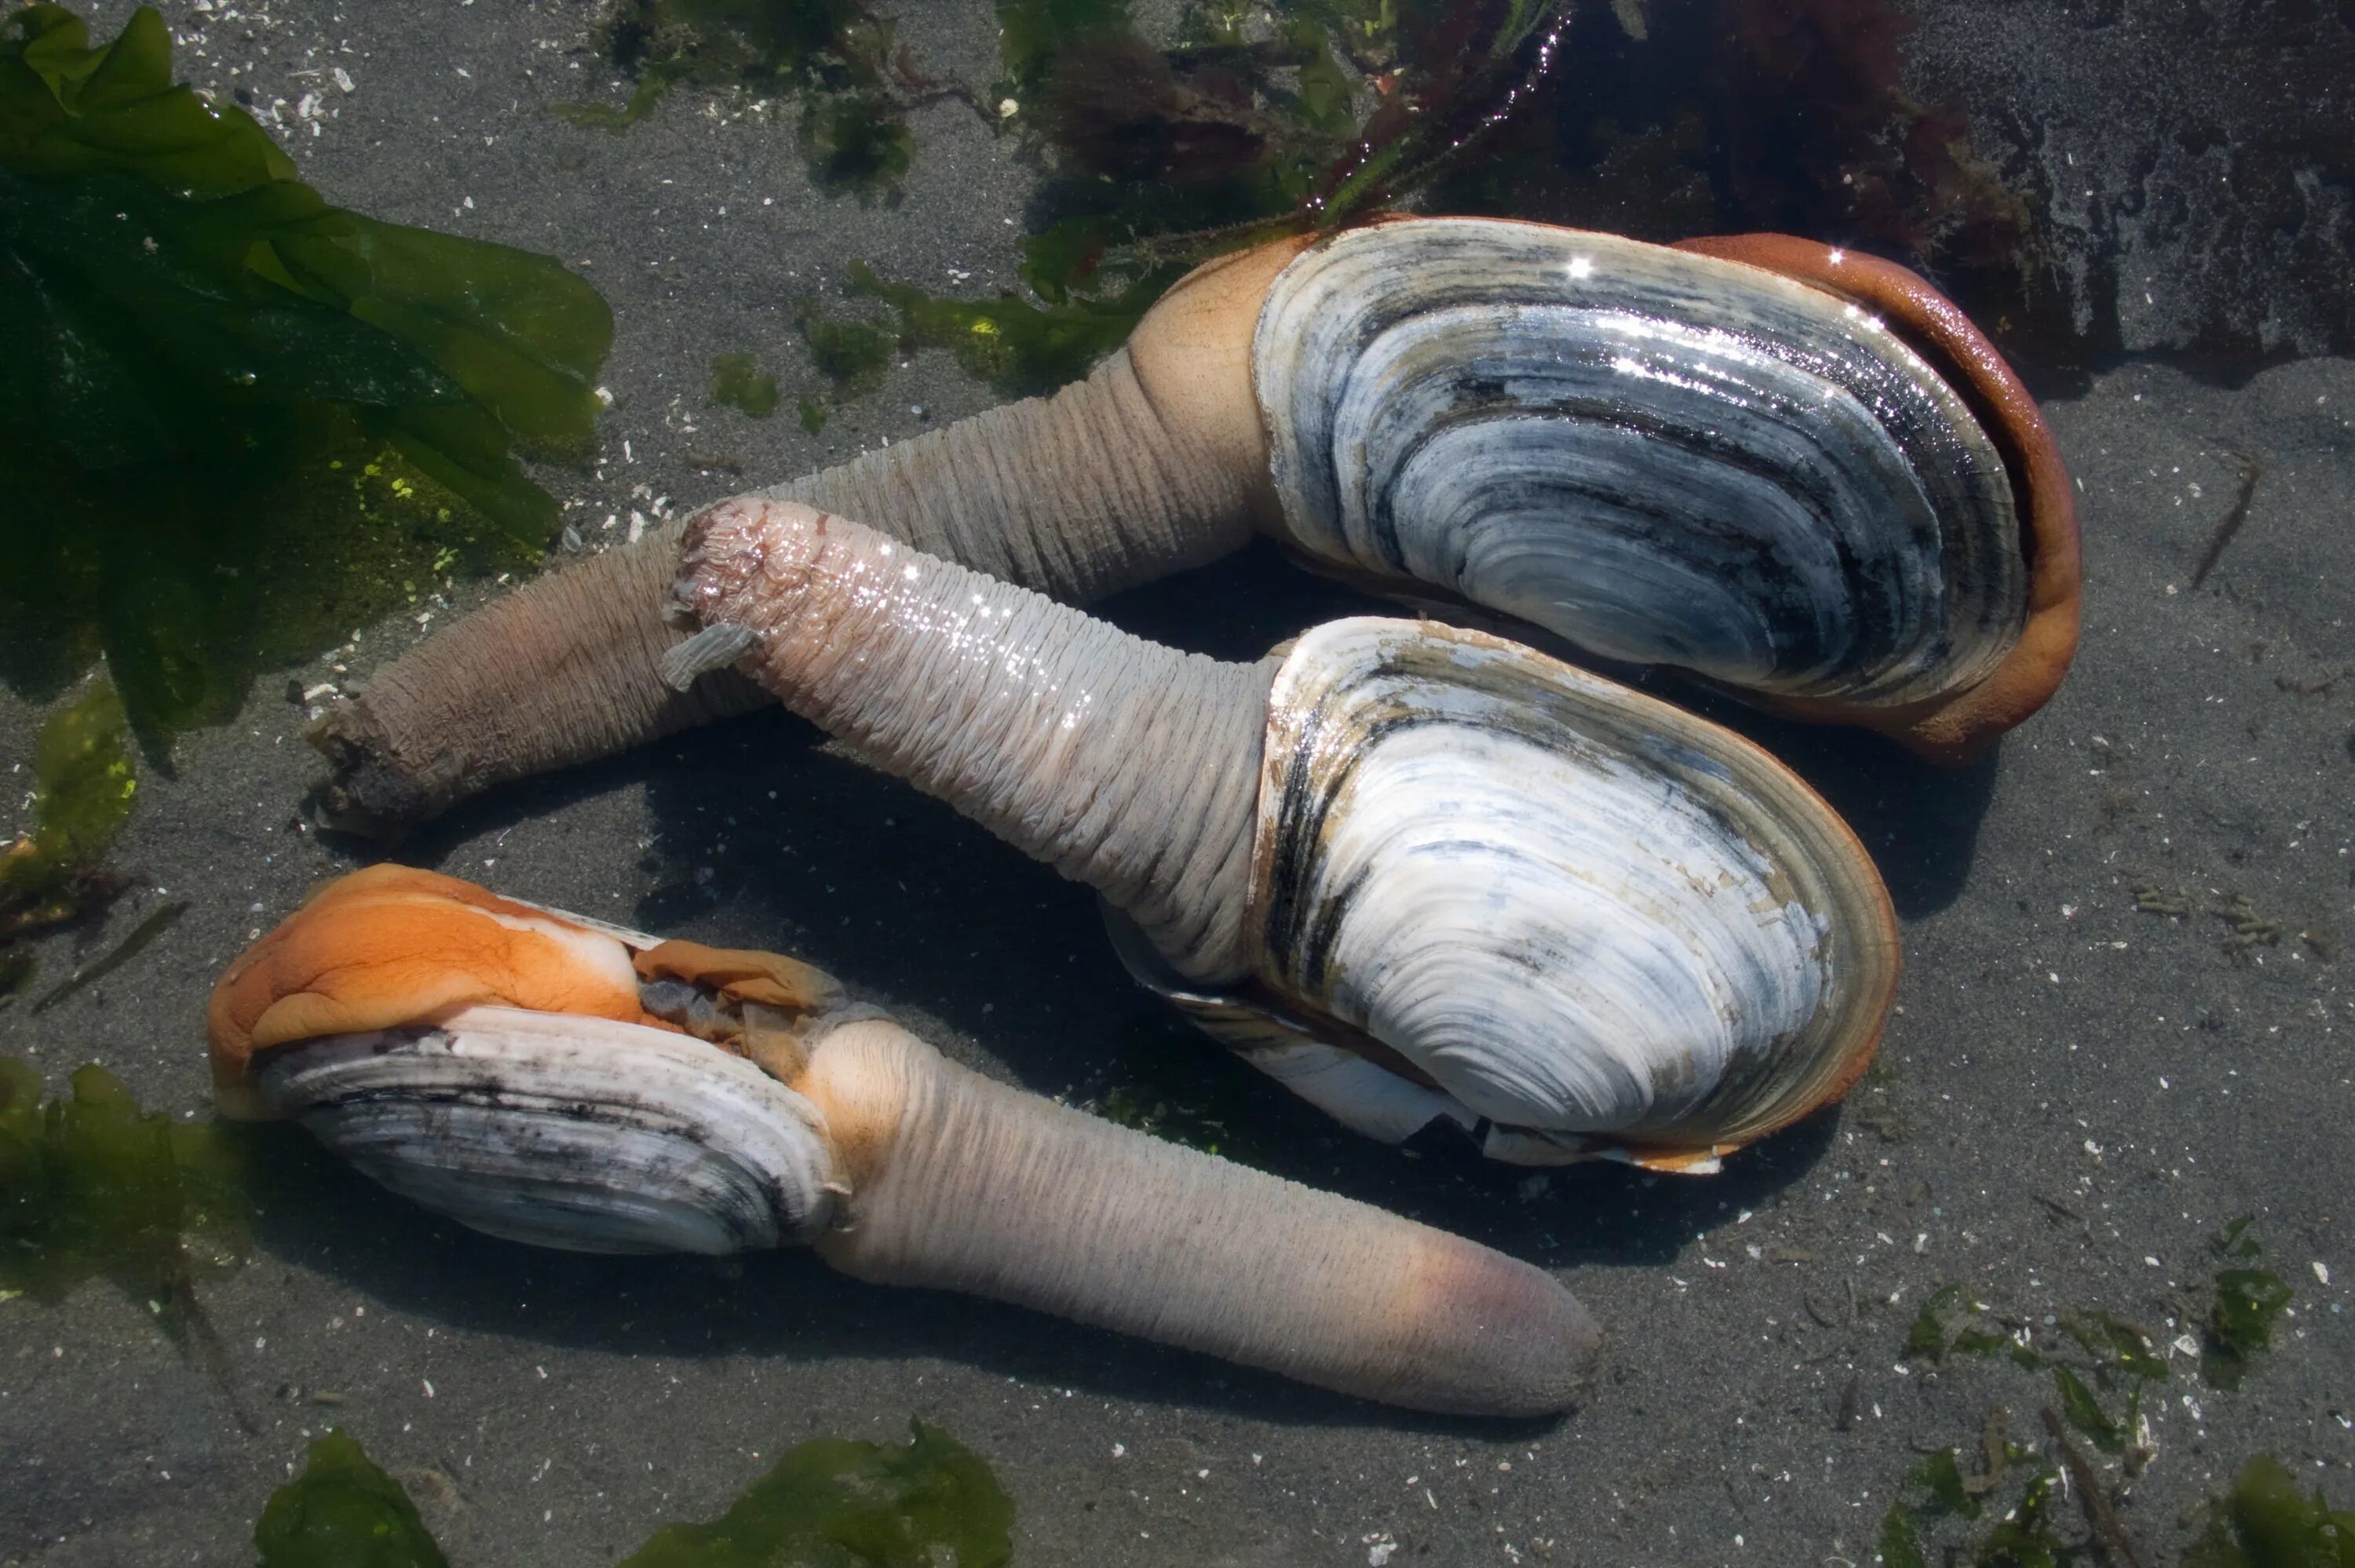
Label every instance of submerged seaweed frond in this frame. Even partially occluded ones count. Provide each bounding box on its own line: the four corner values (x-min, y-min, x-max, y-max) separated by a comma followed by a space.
0, 5, 612, 740
0, 678, 136, 953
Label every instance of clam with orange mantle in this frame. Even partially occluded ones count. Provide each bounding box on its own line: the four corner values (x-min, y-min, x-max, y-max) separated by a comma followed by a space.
210, 866, 1601, 1417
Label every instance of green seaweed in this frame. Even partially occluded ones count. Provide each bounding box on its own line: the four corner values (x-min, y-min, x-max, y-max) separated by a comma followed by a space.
1094, 1083, 1232, 1156
0, 1054, 245, 1305
1968, 1468, 2069, 1568
253, 1430, 450, 1568
2185, 1456, 2355, 1568
801, 89, 915, 194
997, 0, 1130, 102
1, 5, 609, 739
619, 1420, 1013, 1568
1907, 1284, 2008, 1362
849, 259, 1181, 399
795, 296, 897, 400
1909, 1448, 1984, 1520
2212, 1215, 2265, 1261
2057, 1308, 2170, 1383
1878, 1258, 2331, 1568
564, 0, 916, 198
798, 396, 831, 434
2203, 1218, 2294, 1389
2050, 1366, 2124, 1455
1878, 1501, 1929, 1568
710, 353, 782, 418
239, 1422, 1010, 1568
787, 0, 1566, 413
2205, 1267, 2295, 1390
0, 679, 135, 946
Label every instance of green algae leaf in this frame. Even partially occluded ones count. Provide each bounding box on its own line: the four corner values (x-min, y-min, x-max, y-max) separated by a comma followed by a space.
849, 259, 1183, 398
253, 1429, 450, 1568
1878, 1501, 1928, 1568
795, 297, 897, 399
1908, 1448, 1981, 1520
711, 353, 782, 418
2205, 1267, 2295, 1390
0, 4, 296, 195
2185, 1455, 2355, 1568
564, 0, 912, 197
1906, 1284, 2006, 1362
2050, 1365, 2123, 1454
2211, 1216, 2264, 1262
620, 1420, 1013, 1568
1969, 1468, 2065, 1568
2057, 1308, 2169, 1382
0, 1054, 246, 1304
0, 679, 134, 942
998, 0, 1130, 99
1287, 20, 1356, 134
1, 5, 610, 738
2197, 1219, 2294, 1388
800, 89, 914, 195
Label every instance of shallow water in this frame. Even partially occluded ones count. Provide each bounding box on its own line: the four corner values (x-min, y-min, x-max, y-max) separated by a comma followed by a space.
4, 2, 2353, 1564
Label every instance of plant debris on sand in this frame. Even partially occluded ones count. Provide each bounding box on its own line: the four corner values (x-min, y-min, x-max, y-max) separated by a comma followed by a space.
0, 5, 611, 741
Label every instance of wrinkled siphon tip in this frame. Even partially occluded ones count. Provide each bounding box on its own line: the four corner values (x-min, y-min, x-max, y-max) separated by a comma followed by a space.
670, 496, 842, 644
301, 698, 440, 838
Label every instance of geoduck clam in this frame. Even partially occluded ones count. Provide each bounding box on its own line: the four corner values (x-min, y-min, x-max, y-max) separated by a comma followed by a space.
666, 499, 1900, 1173
311, 216, 2078, 832
210, 865, 1601, 1417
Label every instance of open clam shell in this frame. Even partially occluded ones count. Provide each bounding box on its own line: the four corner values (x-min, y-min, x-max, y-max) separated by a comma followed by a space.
209, 865, 845, 1253
1254, 217, 2051, 741
211, 866, 1605, 1413
254, 1006, 835, 1254
1126, 618, 1900, 1171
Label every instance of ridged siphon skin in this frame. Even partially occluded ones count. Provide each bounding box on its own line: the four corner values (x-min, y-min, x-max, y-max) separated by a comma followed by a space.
1255, 218, 2027, 709
673, 498, 1271, 983
805, 1018, 1599, 1417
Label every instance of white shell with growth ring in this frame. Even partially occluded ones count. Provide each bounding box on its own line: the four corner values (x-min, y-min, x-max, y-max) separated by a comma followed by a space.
1254, 219, 2028, 709
252, 1005, 836, 1255
1232, 618, 1895, 1161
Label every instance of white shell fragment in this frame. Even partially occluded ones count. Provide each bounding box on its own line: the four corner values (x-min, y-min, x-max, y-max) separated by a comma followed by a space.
1254, 219, 2028, 709
252, 1004, 836, 1255
1237, 618, 1896, 1161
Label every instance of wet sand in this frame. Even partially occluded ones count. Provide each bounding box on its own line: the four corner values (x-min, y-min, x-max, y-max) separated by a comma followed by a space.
3, 3, 2351, 1564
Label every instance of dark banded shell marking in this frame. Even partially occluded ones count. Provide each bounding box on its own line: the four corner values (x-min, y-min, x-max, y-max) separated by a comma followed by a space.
1246, 618, 1896, 1151
255, 1006, 836, 1255
1254, 219, 2028, 708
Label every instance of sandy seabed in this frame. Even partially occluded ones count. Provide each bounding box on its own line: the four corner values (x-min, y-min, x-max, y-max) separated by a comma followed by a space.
3, 3, 2351, 1564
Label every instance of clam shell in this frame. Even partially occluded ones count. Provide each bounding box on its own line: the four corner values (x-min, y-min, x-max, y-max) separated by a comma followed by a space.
1101, 906, 1473, 1144
1239, 618, 1897, 1160
252, 1004, 836, 1254
1254, 218, 2027, 709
